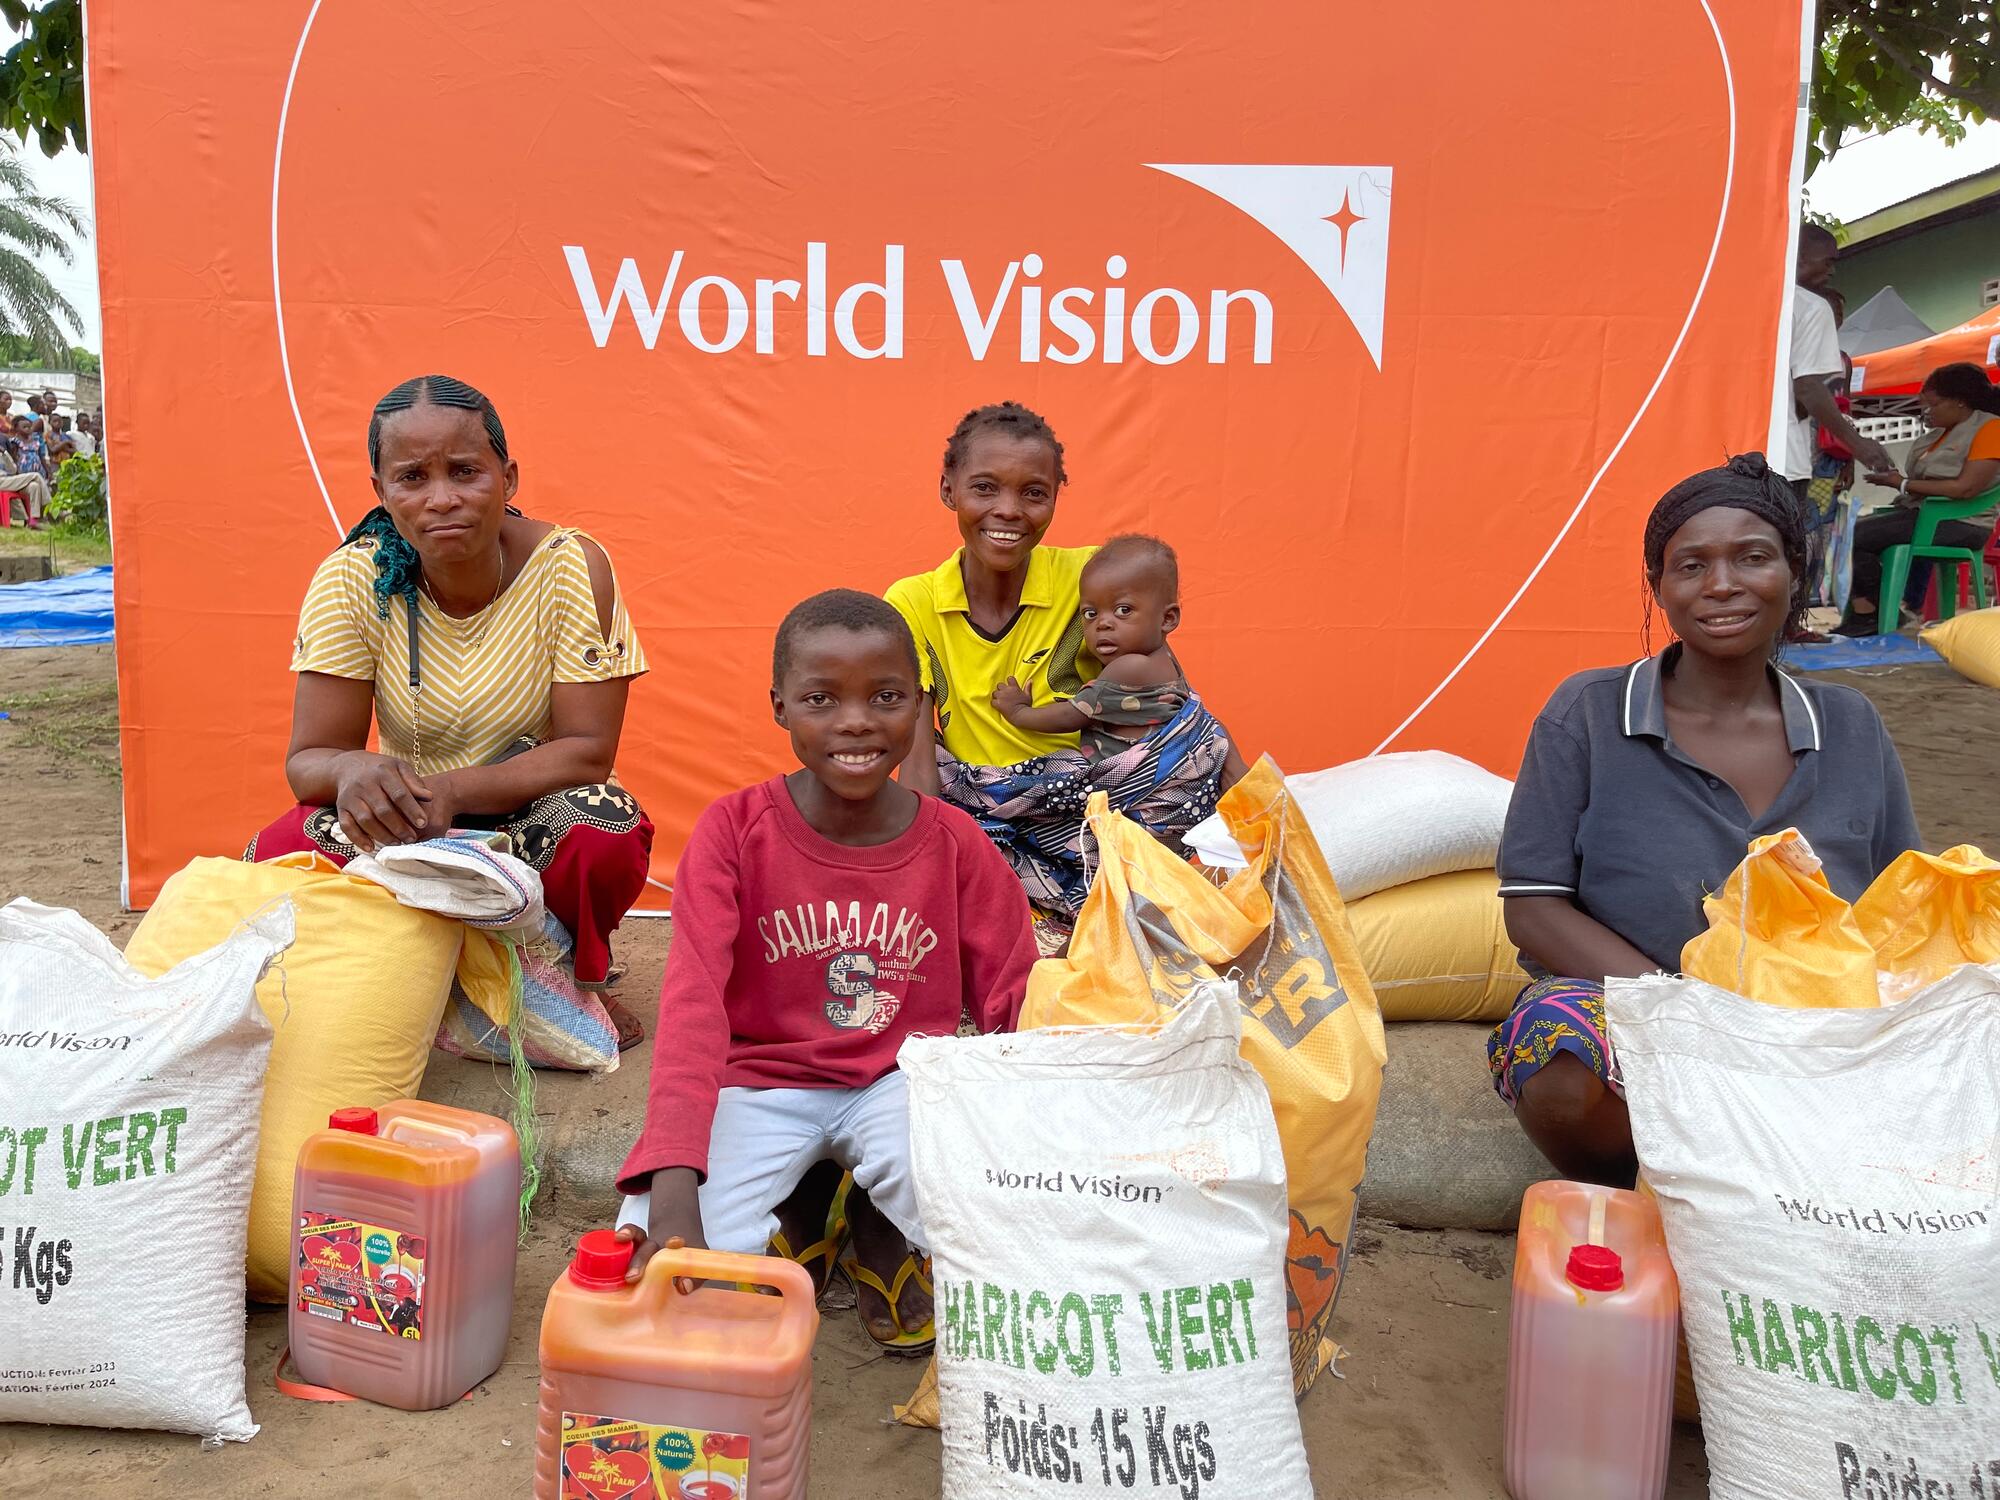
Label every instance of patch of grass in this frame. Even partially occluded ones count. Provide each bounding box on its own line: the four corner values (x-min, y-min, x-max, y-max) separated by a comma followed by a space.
0, 520, 111, 567
2, 679, 120, 778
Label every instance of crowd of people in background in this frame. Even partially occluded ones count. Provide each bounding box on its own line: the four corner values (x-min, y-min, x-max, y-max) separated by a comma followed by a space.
0, 385, 104, 530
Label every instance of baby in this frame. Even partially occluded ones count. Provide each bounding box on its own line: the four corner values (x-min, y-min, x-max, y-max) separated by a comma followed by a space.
992, 534, 1224, 763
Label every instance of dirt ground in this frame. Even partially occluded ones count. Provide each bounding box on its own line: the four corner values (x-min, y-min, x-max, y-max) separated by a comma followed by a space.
4, 642, 2000, 1498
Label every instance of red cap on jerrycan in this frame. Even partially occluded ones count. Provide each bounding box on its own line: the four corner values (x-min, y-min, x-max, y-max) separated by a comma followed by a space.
1565, 1244, 1625, 1292
328, 1107, 378, 1135
568, 1229, 635, 1290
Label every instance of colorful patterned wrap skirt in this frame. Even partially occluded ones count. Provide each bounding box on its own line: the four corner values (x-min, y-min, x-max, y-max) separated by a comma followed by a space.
1485, 976, 1622, 1106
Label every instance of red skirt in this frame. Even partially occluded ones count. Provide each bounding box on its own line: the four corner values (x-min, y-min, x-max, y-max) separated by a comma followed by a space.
246, 785, 653, 985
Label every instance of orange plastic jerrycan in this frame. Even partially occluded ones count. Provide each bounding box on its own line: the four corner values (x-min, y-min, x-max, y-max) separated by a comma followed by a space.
536, 1232, 817, 1500
1504, 1180, 1679, 1500
288, 1101, 520, 1410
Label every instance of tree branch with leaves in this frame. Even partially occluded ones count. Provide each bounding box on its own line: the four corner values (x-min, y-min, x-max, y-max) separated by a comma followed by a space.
0, 0, 82, 157
1812, 1, 1997, 174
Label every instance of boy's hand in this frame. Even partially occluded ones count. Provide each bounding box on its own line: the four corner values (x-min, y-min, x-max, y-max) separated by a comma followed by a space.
615, 1167, 706, 1283
991, 676, 1031, 720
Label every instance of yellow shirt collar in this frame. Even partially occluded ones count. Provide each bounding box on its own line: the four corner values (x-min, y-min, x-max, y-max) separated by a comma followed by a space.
929, 546, 1066, 616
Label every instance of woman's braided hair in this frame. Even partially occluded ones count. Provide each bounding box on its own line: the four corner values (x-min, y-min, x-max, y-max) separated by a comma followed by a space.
346, 375, 511, 618
941, 401, 1067, 486
1640, 451, 1809, 652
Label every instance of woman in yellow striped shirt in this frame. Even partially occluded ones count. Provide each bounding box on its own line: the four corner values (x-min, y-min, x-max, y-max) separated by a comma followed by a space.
247, 375, 652, 998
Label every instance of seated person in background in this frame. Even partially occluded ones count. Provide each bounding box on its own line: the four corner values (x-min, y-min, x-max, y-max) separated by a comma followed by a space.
11, 415, 46, 484
1489, 454, 1920, 1187
993, 533, 1249, 783
1837, 362, 2000, 635
613, 589, 1034, 1352
0, 436, 49, 528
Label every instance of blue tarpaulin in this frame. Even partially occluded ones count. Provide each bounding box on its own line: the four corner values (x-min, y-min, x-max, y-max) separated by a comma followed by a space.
0, 565, 114, 648
1782, 632, 1941, 673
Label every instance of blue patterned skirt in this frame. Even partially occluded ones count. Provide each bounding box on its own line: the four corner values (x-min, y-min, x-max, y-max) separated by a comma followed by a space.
935, 695, 1229, 920
1486, 976, 1622, 1106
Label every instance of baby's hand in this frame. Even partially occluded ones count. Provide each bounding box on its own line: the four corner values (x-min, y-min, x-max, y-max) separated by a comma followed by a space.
991, 676, 1031, 719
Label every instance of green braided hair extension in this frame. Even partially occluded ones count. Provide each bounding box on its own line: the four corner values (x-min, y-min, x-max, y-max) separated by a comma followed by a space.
350, 374, 513, 620
342, 506, 423, 620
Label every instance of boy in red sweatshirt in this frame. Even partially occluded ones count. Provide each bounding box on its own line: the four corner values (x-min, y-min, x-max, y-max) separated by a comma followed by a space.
614, 589, 1035, 1348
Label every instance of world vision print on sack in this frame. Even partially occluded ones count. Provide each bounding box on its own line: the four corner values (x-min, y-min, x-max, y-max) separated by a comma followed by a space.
1022, 761, 1386, 1394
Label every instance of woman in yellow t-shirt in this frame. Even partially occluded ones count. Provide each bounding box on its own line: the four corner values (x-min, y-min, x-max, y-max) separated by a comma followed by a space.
886, 402, 1099, 781
246, 375, 651, 999
885, 402, 1238, 927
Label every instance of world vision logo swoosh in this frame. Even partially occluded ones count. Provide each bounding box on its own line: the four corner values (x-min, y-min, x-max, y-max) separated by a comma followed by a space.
1147, 165, 1393, 368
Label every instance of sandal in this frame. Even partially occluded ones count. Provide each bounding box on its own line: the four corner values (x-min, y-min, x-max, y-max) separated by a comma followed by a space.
765, 1164, 852, 1302
839, 1248, 936, 1356
594, 993, 648, 1051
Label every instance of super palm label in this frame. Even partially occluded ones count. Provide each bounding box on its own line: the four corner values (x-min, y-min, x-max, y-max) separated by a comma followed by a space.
559, 1413, 749, 1500
295, 1211, 426, 1340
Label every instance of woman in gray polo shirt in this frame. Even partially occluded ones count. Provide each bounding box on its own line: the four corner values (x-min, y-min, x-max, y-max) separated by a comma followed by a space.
1487, 454, 1920, 1187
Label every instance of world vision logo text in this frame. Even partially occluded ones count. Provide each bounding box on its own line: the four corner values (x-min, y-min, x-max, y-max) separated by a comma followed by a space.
563, 163, 1392, 369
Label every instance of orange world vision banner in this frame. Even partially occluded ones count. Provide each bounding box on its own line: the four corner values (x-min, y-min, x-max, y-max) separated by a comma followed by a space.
90, 0, 1809, 910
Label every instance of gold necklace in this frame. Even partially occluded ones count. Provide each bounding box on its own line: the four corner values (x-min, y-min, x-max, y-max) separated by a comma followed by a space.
408, 546, 507, 773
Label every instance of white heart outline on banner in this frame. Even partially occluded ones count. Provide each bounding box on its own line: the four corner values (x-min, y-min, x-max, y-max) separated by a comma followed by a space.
269, 0, 1738, 775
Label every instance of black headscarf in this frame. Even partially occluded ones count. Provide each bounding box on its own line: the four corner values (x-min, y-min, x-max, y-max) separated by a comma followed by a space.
1642, 452, 1809, 638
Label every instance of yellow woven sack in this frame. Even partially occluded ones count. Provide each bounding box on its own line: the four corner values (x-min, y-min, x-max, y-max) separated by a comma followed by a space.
1346, 868, 1525, 1022
1921, 606, 2000, 689
1852, 844, 2000, 1001
125, 854, 461, 1300
1020, 759, 1385, 1395
1679, 830, 1878, 1008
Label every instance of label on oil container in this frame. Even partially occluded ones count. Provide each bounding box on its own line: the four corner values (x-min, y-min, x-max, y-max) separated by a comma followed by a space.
559, 1413, 751, 1500
295, 1210, 426, 1340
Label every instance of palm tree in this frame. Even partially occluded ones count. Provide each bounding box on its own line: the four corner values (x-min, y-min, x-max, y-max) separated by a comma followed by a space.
0, 138, 82, 360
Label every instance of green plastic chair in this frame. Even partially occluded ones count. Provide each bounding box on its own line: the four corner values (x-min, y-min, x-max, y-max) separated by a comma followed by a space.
1875, 481, 2000, 635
